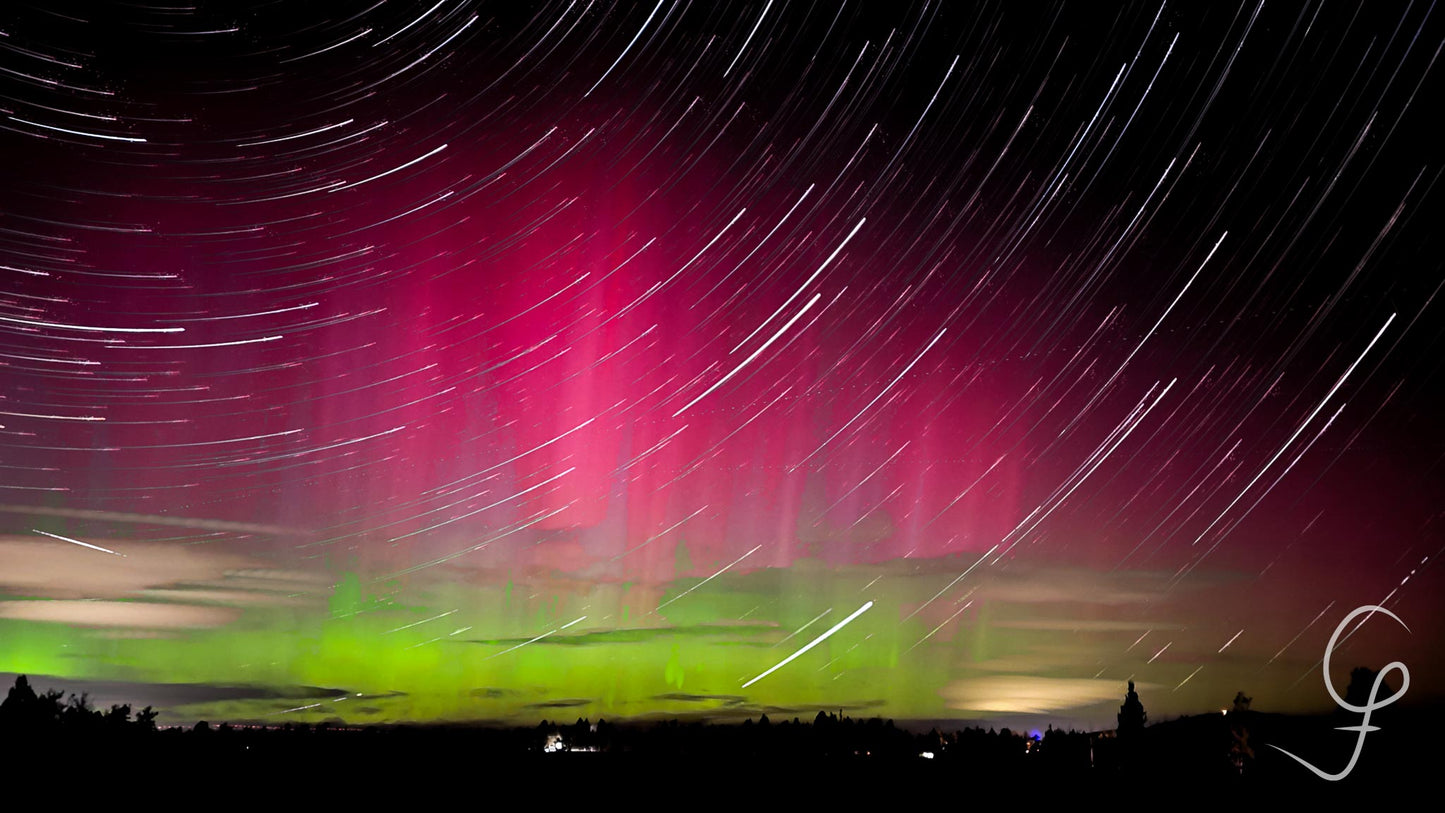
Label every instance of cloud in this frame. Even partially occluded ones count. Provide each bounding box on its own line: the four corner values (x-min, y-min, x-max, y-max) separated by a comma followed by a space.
940, 676, 1138, 714
0, 673, 349, 709
0, 600, 239, 629
652, 693, 746, 705
0, 535, 258, 599
0, 535, 328, 631
972, 566, 1172, 605
526, 698, 592, 709
990, 619, 1184, 632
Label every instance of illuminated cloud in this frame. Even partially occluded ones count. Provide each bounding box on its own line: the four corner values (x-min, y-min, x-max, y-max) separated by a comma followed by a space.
0, 535, 259, 599
0, 536, 327, 631
940, 676, 1142, 715
0, 600, 238, 629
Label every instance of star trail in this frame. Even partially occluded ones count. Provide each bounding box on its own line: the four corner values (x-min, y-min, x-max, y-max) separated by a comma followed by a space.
0, 1, 1440, 733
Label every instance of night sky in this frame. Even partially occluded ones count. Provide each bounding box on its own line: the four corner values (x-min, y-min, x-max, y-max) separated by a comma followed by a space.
1, 1, 1441, 736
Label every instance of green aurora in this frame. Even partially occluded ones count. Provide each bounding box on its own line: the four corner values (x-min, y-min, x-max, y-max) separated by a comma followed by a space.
1, 560, 993, 725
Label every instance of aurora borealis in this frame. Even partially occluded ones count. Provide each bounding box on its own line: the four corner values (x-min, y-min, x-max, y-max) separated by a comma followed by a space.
1, 0, 1441, 738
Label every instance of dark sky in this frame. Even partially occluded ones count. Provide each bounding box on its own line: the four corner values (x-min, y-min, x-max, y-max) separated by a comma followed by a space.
0, 1, 1441, 741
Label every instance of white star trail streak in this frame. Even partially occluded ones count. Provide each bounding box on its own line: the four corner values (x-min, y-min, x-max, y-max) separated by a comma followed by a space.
673, 294, 820, 417
32, 529, 123, 556
656, 544, 763, 610
1187, 314, 1397, 553
486, 616, 588, 660
742, 601, 874, 688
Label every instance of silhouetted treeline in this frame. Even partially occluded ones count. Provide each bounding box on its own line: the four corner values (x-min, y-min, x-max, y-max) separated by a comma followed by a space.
0, 674, 158, 739
1, 673, 1434, 799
